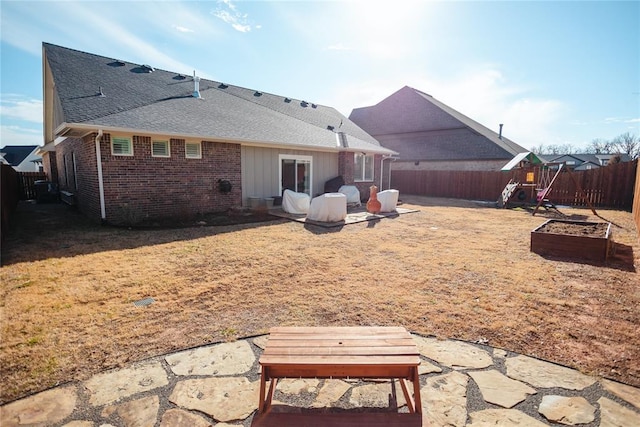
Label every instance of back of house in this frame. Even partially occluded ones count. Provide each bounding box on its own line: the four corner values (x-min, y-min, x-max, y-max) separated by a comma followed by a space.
41, 43, 394, 225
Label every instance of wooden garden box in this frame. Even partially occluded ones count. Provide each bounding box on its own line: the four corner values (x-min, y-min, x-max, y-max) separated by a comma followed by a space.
531, 219, 613, 262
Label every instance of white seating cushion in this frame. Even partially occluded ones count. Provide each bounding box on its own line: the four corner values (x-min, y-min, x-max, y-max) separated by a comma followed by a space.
282, 189, 311, 214
377, 189, 399, 212
307, 193, 347, 222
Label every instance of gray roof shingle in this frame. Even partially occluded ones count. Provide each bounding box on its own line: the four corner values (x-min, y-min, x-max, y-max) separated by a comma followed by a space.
44, 43, 391, 154
349, 86, 527, 161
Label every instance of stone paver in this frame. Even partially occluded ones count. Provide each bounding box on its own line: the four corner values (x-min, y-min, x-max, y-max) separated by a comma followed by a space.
469, 369, 537, 408
467, 408, 548, 426
2, 335, 639, 427
169, 377, 258, 422
165, 340, 255, 376
414, 336, 493, 369
84, 361, 168, 406
349, 381, 407, 409
598, 396, 640, 427
277, 378, 320, 394
159, 408, 213, 427
505, 355, 597, 390
0, 386, 76, 427
422, 371, 468, 427
601, 378, 640, 408
311, 380, 351, 408
112, 395, 160, 427
538, 395, 595, 425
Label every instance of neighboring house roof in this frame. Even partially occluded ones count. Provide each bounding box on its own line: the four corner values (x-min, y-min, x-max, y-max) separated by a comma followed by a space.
546, 153, 632, 168
44, 43, 393, 155
349, 86, 528, 161
0, 145, 39, 167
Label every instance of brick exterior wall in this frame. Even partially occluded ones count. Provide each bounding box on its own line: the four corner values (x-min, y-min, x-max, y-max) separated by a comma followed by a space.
55, 133, 242, 225
338, 152, 383, 202
42, 151, 58, 184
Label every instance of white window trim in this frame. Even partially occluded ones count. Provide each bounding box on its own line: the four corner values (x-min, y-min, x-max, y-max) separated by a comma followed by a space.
151, 140, 170, 158
185, 141, 202, 159
354, 152, 374, 182
278, 154, 313, 196
111, 135, 133, 156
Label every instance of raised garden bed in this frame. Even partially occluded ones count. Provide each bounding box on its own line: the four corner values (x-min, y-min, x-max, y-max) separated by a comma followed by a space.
531, 219, 613, 262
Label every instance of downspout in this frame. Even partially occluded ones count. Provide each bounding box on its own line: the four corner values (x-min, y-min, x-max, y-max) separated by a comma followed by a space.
95, 129, 107, 221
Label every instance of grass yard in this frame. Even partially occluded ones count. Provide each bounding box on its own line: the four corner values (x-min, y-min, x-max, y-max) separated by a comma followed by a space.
1, 196, 638, 404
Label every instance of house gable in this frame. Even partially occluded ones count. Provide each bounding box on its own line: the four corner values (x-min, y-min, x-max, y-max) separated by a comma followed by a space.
349, 86, 528, 164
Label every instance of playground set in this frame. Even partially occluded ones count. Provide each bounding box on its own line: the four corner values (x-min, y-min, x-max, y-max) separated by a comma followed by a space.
498, 152, 597, 216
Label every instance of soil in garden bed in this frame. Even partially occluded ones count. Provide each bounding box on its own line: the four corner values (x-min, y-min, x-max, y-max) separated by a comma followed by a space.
536, 222, 609, 238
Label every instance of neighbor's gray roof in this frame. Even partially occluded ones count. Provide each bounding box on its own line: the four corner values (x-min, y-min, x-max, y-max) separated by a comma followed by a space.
44, 43, 392, 154
0, 145, 39, 166
349, 86, 527, 161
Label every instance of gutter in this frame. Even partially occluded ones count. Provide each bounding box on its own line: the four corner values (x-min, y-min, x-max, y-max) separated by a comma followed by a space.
95, 129, 106, 221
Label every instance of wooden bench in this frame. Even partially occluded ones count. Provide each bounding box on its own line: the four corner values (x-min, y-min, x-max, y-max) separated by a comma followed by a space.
252, 326, 425, 427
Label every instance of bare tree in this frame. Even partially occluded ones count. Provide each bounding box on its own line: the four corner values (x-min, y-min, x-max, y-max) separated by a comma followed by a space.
612, 132, 639, 159
585, 138, 613, 154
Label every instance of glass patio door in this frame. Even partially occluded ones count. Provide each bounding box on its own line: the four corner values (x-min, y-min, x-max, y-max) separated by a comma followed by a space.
279, 155, 312, 196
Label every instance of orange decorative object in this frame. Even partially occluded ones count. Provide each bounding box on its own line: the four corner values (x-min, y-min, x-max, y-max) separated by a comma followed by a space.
366, 185, 381, 214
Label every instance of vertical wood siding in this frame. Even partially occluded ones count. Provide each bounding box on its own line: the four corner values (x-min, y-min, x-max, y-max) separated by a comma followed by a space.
241, 146, 338, 205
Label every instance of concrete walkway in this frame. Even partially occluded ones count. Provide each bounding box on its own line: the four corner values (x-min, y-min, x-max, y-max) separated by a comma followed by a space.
1, 334, 639, 427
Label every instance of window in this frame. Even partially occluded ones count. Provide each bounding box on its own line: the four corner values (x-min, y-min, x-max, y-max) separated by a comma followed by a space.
354, 153, 374, 182
185, 141, 201, 159
111, 136, 132, 156
152, 140, 170, 158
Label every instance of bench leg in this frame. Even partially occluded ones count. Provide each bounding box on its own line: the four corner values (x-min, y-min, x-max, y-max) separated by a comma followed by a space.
258, 370, 267, 413
412, 366, 422, 414
399, 379, 415, 413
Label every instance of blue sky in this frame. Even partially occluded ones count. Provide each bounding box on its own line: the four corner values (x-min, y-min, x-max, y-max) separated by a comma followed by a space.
1, 0, 638, 151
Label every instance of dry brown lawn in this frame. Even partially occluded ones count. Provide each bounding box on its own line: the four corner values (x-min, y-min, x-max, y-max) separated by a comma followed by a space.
1, 196, 638, 404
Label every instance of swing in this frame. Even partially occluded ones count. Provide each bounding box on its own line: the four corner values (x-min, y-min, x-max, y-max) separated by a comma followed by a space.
536, 165, 553, 203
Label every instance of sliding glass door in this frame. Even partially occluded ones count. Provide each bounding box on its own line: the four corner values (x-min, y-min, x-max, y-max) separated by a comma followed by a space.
279, 155, 312, 196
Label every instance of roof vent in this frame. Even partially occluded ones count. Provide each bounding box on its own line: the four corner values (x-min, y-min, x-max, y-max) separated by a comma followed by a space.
300, 100, 308, 107
141, 64, 154, 73
499, 123, 504, 140
311, 103, 317, 108
108, 60, 126, 67
336, 132, 348, 148
218, 83, 229, 89
174, 74, 186, 80
327, 125, 335, 131
192, 71, 201, 98
254, 91, 262, 97
98, 86, 105, 97
284, 98, 291, 103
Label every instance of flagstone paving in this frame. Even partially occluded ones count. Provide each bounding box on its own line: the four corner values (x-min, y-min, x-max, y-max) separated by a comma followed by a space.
1, 334, 639, 426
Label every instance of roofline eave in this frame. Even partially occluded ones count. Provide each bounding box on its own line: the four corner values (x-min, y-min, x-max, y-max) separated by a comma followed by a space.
55, 122, 395, 155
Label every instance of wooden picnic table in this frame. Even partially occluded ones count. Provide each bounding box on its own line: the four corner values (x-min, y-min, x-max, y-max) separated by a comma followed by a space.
252, 326, 424, 427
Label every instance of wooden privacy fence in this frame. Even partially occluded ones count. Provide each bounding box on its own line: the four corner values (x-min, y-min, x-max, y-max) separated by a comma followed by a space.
18, 171, 48, 200
392, 159, 637, 210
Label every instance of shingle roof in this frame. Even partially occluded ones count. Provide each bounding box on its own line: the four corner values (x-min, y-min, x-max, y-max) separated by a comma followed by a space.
44, 43, 391, 154
0, 145, 39, 166
349, 86, 527, 161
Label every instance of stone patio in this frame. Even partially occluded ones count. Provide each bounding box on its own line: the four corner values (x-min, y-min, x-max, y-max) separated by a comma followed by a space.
1, 334, 639, 427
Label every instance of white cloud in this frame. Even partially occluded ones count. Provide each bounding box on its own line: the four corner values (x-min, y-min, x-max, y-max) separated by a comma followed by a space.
326, 43, 353, 51
173, 25, 194, 33
212, 0, 257, 33
1, 125, 43, 147
1, 96, 43, 123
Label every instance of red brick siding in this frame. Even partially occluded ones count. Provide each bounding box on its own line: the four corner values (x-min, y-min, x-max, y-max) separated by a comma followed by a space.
98, 135, 241, 225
